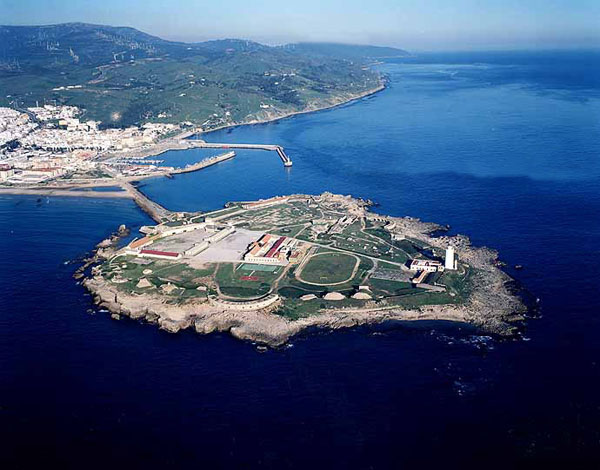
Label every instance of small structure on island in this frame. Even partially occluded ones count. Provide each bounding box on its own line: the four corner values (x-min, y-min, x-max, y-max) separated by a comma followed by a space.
300, 294, 318, 301
136, 278, 153, 289
352, 292, 372, 300
110, 275, 127, 284
160, 282, 178, 294
323, 292, 345, 301
412, 270, 430, 285
445, 246, 457, 270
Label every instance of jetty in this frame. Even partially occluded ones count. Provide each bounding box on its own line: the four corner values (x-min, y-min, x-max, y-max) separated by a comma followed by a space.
103, 137, 293, 167
167, 151, 235, 175
189, 141, 292, 167
186, 141, 292, 166
99, 166, 172, 223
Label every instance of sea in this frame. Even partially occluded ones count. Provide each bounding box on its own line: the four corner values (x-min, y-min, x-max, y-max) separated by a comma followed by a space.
1, 50, 600, 468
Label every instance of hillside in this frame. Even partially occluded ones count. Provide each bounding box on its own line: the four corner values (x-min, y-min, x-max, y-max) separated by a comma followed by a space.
283, 42, 410, 60
0, 23, 388, 129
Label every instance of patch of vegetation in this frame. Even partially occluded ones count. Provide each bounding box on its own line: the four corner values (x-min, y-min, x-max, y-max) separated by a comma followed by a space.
102, 257, 214, 298
299, 252, 358, 284
438, 266, 475, 301
215, 262, 281, 299
278, 275, 331, 294
273, 299, 324, 320
277, 286, 318, 298
282, 42, 409, 61
272, 224, 308, 238
377, 261, 405, 271
368, 278, 415, 296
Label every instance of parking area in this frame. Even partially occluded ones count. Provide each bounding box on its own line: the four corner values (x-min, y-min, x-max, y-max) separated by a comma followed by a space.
189, 229, 264, 264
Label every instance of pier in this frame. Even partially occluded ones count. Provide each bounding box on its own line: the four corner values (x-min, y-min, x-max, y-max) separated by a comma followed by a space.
101, 166, 172, 223
102, 137, 293, 167
189, 141, 293, 167
167, 151, 236, 175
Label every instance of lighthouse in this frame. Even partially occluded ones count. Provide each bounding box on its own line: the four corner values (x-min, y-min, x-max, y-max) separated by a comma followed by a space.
445, 246, 457, 270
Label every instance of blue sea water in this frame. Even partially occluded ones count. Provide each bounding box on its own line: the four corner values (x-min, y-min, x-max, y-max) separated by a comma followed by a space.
2, 51, 600, 468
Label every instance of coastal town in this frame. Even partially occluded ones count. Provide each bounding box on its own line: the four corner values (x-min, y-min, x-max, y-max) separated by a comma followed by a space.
0, 104, 191, 184
0, 102, 294, 193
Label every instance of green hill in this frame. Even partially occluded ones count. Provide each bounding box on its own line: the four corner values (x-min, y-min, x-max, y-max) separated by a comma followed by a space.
0, 23, 390, 129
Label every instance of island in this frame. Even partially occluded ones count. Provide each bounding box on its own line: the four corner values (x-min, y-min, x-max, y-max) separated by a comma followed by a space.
82, 193, 527, 347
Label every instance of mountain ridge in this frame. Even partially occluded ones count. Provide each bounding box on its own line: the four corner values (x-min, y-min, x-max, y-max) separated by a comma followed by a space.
0, 23, 403, 128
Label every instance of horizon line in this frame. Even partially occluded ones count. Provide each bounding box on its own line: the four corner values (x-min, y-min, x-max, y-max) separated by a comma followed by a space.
2, 21, 600, 54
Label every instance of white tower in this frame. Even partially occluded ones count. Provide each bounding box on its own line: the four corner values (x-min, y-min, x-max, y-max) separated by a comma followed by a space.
445, 246, 456, 270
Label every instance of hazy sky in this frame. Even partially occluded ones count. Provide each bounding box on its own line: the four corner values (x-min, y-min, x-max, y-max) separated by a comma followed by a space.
2, 0, 599, 51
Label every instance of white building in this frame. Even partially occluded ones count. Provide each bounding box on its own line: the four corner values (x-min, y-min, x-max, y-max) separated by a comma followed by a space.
0, 165, 14, 181
410, 259, 443, 273
183, 241, 210, 256
445, 246, 457, 270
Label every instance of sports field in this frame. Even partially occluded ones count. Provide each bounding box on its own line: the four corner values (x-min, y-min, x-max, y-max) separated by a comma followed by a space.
215, 263, 281, 298
298, 252, 359, 285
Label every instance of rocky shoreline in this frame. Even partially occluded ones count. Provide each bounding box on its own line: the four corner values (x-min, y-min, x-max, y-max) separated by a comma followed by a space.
200, 82, 386, 135
80, 194, 528, 347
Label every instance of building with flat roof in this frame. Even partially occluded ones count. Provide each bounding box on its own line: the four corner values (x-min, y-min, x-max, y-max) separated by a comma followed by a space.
139, 249, 181, 260
409, 259, 443, 273
244, 234, 293, 265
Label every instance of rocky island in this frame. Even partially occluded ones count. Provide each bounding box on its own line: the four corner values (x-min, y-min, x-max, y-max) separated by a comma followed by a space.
82, 192, 527, 346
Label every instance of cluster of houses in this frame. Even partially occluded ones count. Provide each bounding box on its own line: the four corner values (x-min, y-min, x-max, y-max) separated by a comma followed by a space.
0, 104, 183, 186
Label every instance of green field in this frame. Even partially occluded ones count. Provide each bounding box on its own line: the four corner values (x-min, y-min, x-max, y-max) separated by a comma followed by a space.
215, 263, 282, 299
299, 252, 358, 285
368, 278, 415, 296
240, 263, 279, 272
102, 257, 213, 300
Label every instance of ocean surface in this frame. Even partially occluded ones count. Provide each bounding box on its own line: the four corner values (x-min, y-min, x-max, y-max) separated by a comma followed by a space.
2, 51, 600, 468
